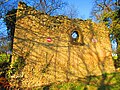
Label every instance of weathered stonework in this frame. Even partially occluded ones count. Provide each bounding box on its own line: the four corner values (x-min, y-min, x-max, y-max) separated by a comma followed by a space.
11, 2, 115, 88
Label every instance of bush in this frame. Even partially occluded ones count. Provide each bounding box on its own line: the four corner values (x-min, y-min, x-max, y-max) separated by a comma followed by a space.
0, 53, 10, 77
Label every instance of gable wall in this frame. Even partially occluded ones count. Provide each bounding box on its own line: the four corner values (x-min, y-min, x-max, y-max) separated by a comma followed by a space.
11, 2, 115, 88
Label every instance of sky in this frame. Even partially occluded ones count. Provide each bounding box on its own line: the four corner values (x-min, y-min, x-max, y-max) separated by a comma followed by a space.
0, 0, 93, 37
0, 0, 117, 51
64, 0, 93, 19
63, 0, 117, 50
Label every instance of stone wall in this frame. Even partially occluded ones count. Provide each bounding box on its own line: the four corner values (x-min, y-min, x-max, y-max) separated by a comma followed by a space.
11, 2, 115, 88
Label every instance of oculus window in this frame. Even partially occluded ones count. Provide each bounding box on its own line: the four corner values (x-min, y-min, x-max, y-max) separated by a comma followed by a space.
71, 31, 79, 42
70, 30, 84, 45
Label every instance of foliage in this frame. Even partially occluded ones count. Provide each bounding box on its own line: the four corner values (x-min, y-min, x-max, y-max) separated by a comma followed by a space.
0, 54, 10, 77
91, 0, 120, 38
12, 56, 26, 72
0, 54, 10, 63
6, 55, 26, 79
91, 0, 120, 68
0, 76, 11, 89
112, 72, 120, 89
0, 53, 25, 81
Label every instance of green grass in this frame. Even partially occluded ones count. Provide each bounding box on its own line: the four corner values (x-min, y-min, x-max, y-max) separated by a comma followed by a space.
0, 54, 120, 90
29, 72, 120, 90
0, 53, 10, 64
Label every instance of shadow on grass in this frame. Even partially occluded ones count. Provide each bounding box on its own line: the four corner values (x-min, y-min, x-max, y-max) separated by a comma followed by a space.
52, 72, 120, 90
16, 72, 120, 90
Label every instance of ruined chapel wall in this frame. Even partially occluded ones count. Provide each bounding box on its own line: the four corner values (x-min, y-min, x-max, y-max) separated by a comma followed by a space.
11, 2, 115, 88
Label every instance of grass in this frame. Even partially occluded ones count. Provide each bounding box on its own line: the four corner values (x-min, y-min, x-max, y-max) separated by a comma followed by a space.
1, 53, 120, 90
19, 72, 120, 90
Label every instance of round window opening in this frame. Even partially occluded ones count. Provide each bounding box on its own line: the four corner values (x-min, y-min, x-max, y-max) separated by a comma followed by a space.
71, 31, 79, 39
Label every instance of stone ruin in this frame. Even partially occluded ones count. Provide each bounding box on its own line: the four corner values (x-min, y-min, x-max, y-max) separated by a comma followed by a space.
10, 2, 115, 88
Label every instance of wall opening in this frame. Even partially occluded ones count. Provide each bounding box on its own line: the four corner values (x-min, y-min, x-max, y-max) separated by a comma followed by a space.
71, 31, 79, 43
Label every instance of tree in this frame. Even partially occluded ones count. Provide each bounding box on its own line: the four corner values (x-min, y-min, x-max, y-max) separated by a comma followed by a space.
91, 0, 120, 68
0, 0, 68, 53
4, 9, 17, 42
0, 0, 68, 79
0, 0, 66, 18
63, 4, 78, 19
0, 0, 67, 36
0, 0, 18, 19
91, 0, 119, 21
3, 0, 67, 49
35, 0, 67, 15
